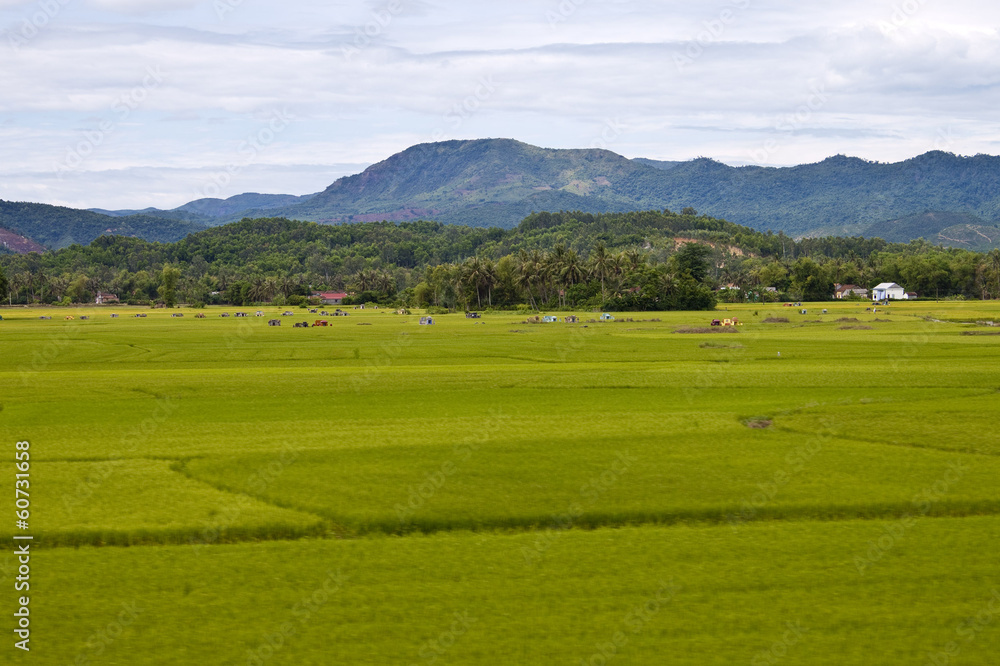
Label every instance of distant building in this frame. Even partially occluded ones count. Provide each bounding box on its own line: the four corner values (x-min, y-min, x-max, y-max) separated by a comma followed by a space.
834, 284, 869, 299
312, 291, 348, 305
95, 292, 119, 305
872, 283, 906, 300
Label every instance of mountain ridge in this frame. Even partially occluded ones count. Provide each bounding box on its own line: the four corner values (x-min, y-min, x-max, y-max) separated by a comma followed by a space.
5, 140, 1000, 251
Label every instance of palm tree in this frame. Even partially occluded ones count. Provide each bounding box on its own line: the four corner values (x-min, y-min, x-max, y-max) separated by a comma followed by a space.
588, 243, 613, 302
481, 258, 497, 307
11, 272, 30, 305
375, 270, 395, 295
558, 250, 585, 306
986, 248, 1000, 298
462, 257, 487, 309
658, 268, 678, 299
621, 249, 644, 273
516, 251, 540, 310
353, 268, 377, 292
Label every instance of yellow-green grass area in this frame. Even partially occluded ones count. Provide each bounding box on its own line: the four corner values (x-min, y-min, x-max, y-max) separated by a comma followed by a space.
2, 302, 1000, 663
181, 402, 1000, 535
0, 459, 325, 546
28, 516, 1000, 665
2, 302, 999, 542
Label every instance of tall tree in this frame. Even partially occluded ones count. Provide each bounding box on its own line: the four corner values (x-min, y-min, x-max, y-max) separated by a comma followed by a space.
159, 265, 182, 307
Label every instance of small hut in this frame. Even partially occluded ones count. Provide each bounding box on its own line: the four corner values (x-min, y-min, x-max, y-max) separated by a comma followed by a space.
420, 316, 434, 325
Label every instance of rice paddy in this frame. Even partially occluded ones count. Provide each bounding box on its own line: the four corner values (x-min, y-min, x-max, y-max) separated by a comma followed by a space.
2, 300, 999, 664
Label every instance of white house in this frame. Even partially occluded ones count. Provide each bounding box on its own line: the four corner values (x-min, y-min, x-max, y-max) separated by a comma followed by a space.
872, 283, 906, 300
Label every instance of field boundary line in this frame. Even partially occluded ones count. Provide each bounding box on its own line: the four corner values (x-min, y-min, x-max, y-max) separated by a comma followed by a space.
774, 427, 999, 458
168, 459, 341, 530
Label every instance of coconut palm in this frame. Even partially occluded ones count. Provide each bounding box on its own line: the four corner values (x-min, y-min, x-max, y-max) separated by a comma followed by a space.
588, 242, 613, 302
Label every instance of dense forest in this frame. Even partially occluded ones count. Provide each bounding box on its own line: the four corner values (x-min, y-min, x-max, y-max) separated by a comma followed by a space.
0, 200, 206, 249
1, 210, 998, 311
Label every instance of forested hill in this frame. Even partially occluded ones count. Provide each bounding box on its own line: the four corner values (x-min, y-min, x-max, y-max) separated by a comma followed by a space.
265, 141, 1000, 238
0, 200, 206, 250
2, 211, 997, 308
48, 140, 1000, 247
6, 210, 888, 276
6, 141, 1000, 250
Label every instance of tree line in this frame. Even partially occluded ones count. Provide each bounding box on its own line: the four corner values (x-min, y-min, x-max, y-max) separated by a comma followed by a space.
1, 210, 998, 310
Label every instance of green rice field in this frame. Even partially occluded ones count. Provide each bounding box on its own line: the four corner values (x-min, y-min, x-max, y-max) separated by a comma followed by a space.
2, 301, 999, 664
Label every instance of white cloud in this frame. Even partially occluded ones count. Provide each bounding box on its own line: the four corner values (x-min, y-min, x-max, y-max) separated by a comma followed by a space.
1, 0, 999, 209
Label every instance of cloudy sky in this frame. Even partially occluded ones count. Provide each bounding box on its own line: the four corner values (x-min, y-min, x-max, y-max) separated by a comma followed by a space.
2, 0, 999, 210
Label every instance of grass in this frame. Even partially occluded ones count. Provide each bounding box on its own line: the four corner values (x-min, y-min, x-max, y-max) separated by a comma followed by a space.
28, 516, 1000, 665
0, 459, 325, 546
2, 299, 1000, 663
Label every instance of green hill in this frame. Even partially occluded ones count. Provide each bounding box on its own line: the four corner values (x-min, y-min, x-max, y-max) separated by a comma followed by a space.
10, 141, 1000, 248
864, 211, 1000, 251
270, 143, 1000, 236
0, 200, 206, 250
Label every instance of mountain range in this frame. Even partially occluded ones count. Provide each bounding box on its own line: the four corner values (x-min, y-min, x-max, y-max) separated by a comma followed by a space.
3, 139, 1000, 253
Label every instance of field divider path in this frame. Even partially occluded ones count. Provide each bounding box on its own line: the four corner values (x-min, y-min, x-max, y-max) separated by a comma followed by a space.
167, 458, 348, 538
27, 501, 1000, 550
773, 426, 1000, 457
